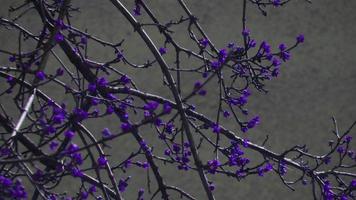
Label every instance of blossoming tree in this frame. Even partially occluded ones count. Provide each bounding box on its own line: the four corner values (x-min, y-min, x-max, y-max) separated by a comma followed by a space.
0, 0, 355, 199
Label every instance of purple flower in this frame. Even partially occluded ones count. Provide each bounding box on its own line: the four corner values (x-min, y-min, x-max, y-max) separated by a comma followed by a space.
257, 167, 264, 176
272, 57, 281, 67
7, 76, 16, 86
347, 150, 354, 159
242, 89, 251, 97
144, 101, 159, 111
247, 116, 260, 129
202, 72, 209, 78
120, 75, 131, 85
266, 53, 273, 61
165, 122, 174, 134
49, 141, 59, 151
53, 113, 65, 124
138, 188, 144, 199
144, 110, 151, 118
44, 125, 56, 135
198, 89, 207, 96
67, 143, 79, 152
242, 28, 250, 37
223, 110, 230, 118
123, 159, 132, 169
194, 80, 202, 89
208, 182, 215, 191
56, 67, 64, 76
280, 51, 291, 61
97, 155, 108, 167
133, 4, 141, 16
0, 176, 13, 187
97, 77, 108, 88
105, 105, 114, 115
182, 154, 190, 164
92, 99, 102, 107
88, 83, 97, 93
9, 55, 16, 62
140, 140, 151, 153
323, 181, 333, 199
121, 122, 132, 132
120, 102, 129, 110
64, 130, 75, 139
88, 185, 97, 193
55, 32, 64, 42
35, 71, 46, 81
272, 67, 280, 77
80, 191, 88, 199
102, 128, 112, 138
159, 47, 167, 55
337, 146, 344, 154
345, 135, 352, 143
228, 42, 235, 48
261, 41, 271, 53
341, 195, 348, 200
350, 179, 356, 187
142, 161, 149, 169
80, 36, 87, 44
55, 164, 64, 173
302, 179, 308, 185
173, 143, 181, 153
297, 34, 305, 43
55, 19, 67, 30
264, 163, 273, 172
164, 149, 171, 156
236, 169, 246, 178
72, 153, 83, 165
72, 108, 88, 122
248, 39, 256, 48
199, 38, 209, 48
118, 177, 130, 192
241, 126, 248, 133
71, 167, 83, 178
323, 156, 331, 164
158, 133, 166, 140
90, 109, 99, 118
207, 159, 221, 174
107, 93, 117, 100
242, 139, 249, 147
6, 179, 27, 199
212, 123, 221, 134
177, 164, 189, 171
155, 118, 163, 127
163, 102, 172, 114
184, 141, 190, 147
279, 43, 287, 51
218, 48, 228, 63
194, 81, 207, 95
211, 60, 221, 70
272, 0, 281, 7
279, 162, 287, 175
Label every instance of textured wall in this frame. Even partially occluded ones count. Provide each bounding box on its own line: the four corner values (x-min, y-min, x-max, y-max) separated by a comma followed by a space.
1, 0, 356, 199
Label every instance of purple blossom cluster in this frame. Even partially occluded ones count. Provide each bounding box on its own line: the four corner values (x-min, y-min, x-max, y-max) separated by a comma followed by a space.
0, 176, 27, 199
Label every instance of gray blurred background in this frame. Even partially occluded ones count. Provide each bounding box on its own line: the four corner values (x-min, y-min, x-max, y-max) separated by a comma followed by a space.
1, 0, 356, 199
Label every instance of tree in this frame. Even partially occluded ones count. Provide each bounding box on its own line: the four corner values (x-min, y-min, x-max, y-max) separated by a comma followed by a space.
0, 0, 355, 199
